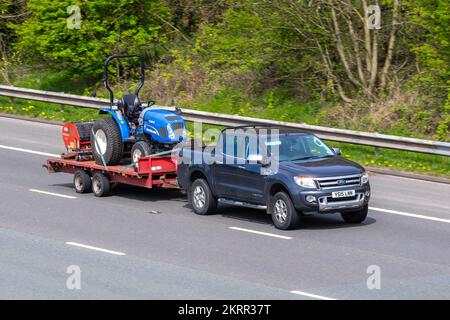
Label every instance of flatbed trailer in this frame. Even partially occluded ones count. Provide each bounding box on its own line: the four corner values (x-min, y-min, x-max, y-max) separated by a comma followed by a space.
46, 154, 179, 196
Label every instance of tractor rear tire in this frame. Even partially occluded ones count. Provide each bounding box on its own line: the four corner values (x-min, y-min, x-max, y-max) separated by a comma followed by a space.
131, 141, 152, 165
91, 118, 123, 166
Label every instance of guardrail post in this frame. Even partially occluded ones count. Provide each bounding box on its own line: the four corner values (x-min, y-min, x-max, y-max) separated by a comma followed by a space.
374, 147, 381, 156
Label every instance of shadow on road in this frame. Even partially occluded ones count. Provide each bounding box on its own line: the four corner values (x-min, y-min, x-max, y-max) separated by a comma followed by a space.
52, 182, 376, 230
51, 182, 187, 202
198, 204, 376, 230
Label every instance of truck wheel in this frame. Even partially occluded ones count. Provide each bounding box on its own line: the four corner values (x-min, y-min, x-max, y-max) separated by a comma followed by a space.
91, 118, 123, 166
92, 173, 110, 197
131, 141, 151, 164
73, 170, 91, 193
341, 205, 368, 224
271, 192, 299, 230
190, 179, 217, 215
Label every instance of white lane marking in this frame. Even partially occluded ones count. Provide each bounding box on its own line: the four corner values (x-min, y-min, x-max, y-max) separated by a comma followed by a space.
229, 227, 292, 240
66, 242, 126, 256
290, 290, 336, 300
372, 173, 450, 186
0, 144, 59, 157
29, 189, 77, 199
370, 207, 450, 224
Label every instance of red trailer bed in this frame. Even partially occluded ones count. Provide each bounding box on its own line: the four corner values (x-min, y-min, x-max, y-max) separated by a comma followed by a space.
46, 154, 179, 193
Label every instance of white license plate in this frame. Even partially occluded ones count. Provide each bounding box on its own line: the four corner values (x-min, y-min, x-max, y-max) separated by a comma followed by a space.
331, 190, 355, 198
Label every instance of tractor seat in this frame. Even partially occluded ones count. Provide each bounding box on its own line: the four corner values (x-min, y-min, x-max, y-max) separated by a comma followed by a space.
121, 94, 142, 120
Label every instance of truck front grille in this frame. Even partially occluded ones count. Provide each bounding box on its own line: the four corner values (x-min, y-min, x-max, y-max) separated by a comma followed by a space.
315, 174, 361, 189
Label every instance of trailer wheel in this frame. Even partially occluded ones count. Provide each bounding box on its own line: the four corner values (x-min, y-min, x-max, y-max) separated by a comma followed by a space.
92, 173, 110, 197
91, 118, 123, 166
73, 170, 92, 193
190, 179, 217, 215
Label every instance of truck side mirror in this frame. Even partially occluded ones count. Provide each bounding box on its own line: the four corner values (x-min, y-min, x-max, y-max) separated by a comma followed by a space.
332, 147, 341, 156
248, 154, 271, 167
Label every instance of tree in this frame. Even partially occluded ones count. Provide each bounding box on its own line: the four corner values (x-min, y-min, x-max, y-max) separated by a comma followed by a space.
11, 0, 172, 80
0, 0, 29, 84
252, 0, 405, 102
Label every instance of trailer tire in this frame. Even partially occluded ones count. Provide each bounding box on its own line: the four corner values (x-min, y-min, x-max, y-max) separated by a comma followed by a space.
92, 173, 110, 197
73, 170, 91, 193
190, 179, 217, 215
91, 118, 123, 166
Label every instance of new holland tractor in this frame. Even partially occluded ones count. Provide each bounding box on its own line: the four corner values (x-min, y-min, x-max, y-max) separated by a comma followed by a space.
90, 54, 186, 166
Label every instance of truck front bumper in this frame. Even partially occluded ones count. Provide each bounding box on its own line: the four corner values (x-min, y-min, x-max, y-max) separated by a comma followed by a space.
293, 185, 370, 214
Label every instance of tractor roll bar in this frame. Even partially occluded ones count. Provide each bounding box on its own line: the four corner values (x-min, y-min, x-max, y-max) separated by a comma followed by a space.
103, 54, 145, 106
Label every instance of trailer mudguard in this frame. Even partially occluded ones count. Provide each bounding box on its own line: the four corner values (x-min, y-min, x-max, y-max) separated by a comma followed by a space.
99, 108, 130, 140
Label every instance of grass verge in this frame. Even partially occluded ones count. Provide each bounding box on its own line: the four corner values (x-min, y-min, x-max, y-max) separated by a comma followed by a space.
1, 96, 449, 178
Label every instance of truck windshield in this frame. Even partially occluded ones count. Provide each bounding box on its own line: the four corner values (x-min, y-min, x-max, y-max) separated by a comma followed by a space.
265, 134, 335, 162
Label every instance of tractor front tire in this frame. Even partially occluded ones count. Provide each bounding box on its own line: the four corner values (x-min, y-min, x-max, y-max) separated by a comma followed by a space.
131, 141, 152, 165
91, 118, 123, 165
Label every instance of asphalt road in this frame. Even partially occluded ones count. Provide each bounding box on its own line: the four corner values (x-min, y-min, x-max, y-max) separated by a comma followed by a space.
0, 116, 449, 299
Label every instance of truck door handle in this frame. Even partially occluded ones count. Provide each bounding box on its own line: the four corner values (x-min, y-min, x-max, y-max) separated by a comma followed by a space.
238, 165, 246, 169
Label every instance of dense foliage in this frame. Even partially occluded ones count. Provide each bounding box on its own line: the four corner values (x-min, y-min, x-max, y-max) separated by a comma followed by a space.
0, 0, 449, 140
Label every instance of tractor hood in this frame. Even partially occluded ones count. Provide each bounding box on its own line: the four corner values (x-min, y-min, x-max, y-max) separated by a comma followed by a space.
140, 107, 185, 143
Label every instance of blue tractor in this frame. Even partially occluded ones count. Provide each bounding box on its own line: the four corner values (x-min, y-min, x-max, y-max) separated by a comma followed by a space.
90, 54, 186, 165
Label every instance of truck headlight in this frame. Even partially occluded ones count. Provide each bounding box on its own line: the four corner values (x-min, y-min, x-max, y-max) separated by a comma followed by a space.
167, 124, 175, 139
361, 172, 369, 184
294, 176, 317, 189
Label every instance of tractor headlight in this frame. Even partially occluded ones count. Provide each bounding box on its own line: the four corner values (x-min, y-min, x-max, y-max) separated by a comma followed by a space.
294, 176, 317, 189
167, 124, 175, 139
361, 172, 369, 184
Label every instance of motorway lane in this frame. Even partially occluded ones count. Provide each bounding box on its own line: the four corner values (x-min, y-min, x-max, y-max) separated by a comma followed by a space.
0, 116, 450, 299
0, 228, 298, 299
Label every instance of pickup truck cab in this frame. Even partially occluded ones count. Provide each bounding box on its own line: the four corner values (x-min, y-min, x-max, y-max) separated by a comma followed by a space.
177, 126, 371, 230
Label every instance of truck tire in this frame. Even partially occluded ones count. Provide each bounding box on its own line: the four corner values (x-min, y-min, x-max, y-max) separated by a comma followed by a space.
131, 141, 151, 164
190, 178, 217, 215
73, 170, 91, 193
92, 173, 110, 197
91, 118, 123, 165
271, 192, 299, 230
341, 205, 368, 224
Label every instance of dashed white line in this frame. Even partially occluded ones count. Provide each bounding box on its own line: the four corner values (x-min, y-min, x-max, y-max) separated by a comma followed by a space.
229, 226, 292, 240
29, 189, 77, 199
0, 144, 59, 157
290, 290, 336, 300
66, 242, 126, 256
370, 206, 450, 224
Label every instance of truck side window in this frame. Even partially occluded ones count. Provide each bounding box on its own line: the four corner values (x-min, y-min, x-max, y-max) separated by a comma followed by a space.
245, 135, 259, 159
223, 134, 237, 158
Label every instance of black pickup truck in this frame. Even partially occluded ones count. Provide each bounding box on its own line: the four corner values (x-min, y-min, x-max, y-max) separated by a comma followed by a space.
177, 126, 371, 230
